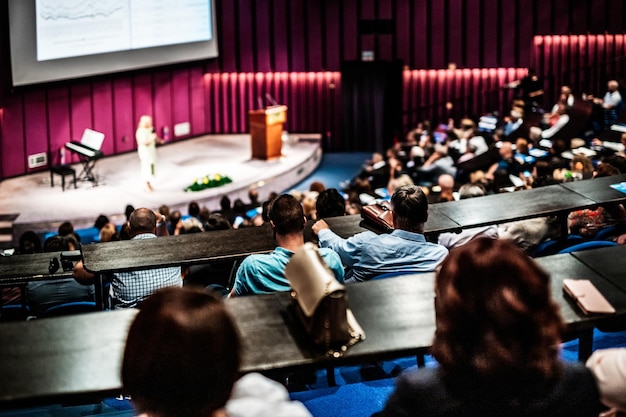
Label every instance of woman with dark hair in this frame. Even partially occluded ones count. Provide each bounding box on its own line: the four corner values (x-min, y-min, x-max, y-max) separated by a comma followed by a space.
122, 287, 311, 417
376, 238, 601, 417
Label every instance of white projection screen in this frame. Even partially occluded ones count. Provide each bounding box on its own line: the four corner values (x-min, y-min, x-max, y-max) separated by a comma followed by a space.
8, 0, 219, 86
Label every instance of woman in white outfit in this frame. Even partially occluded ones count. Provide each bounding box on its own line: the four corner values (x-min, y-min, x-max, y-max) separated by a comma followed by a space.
136, 115, 162, 192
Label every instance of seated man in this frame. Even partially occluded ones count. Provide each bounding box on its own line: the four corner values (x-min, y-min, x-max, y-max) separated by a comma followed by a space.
73, 207, 182, 309
230, 194, 344, 296
590, 79, 623, 130
122, 287, 312, 417
312, 185, 448, 283
27, 234, 95, 317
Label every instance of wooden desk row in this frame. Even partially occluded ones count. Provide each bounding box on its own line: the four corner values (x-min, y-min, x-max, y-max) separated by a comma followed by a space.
3, 245, 626, 407
72, 173, 626, 278
1, 174, 624, 290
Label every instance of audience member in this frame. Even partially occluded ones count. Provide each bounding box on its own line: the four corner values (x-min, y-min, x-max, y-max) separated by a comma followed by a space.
586, 348, 626, 415
417, 143, 458, 185
73, 208, 182, 309
216, 195, 236, 225
541, 102, 571, 139
568, 166, 626, 239
590, 80, 623, 130
498, 216, 560, 254
99, 222, 119, 242
309, 181, 326, 194
544, 85, 575, 126
188, 201, 201, 219
435, 173, 456, 203
313, 185, 448, 282
304, 188, 346, 244
168, 209, 183, 235
203, 213, 232, 231
2, 231, 43, 306
17, 230, 42, 255
57, 221, 74, 237
28, 234, 95, 317
375, 238, 601, 417
245, 188, 262, 212
485, 141, 523, 190
93, 214, 110, 230
230, 194, 344, 296
341, 152, 391, 192
122, 286, 312, 417
437, 183, 498, 249
125, 204, 135, 221
510, 67, 545, 113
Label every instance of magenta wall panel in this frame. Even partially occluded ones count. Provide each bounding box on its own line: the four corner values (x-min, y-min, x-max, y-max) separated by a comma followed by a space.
607, 1, 624, 32
46, 87, 71, 165
171, 71, 191, 136
216, 1, 237, 72
305, 3, 324, 71
464, 0, 481, 68
91, 81, 115, 155
395, 0, 412, 68
132, 74, 154, 125
111, 79, 135, 153
1, 96, 26, 177
69, 84, 94, 149
153, 71, 173, 141
254, 0, 273, 73
288, 2, 307, 71
272, 0, 290, 71
552, 0, 570, 34
189, 67, 207, 137
341, 0, 359, 63
237, 2, 255, 72
482, 0, 500, 68
429, 1, 446, 69
447, 0, 464, 68
23, 90, 48, 171
324, 2, 342, 70
499, 2, 516, 68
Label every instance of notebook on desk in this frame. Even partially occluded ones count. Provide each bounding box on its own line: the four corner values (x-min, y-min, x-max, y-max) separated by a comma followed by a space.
563, 279, 615, 315
610, 182, 626, 195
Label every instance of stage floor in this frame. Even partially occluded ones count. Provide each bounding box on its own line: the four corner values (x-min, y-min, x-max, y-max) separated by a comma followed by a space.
0, 134, 322, 241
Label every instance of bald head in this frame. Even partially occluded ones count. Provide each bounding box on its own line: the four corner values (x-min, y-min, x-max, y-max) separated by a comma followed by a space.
608, 80, 619, 92
128, 208, 157, 237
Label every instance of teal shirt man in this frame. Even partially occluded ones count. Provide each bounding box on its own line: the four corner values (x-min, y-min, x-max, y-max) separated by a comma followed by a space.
231, 246, 344, 296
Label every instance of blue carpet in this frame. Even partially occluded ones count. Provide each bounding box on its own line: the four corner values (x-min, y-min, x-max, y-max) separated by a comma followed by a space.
285, 152, 370, 193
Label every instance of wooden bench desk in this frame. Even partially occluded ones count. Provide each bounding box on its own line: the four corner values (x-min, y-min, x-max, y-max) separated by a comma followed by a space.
3, 249, 626, 407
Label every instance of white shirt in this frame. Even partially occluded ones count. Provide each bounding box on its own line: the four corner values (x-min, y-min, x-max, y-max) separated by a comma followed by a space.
226, 373, 312, 417
586, 348, 626, 412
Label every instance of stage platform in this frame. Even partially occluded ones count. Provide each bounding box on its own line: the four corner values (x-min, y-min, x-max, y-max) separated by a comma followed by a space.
0, 133, 323, 244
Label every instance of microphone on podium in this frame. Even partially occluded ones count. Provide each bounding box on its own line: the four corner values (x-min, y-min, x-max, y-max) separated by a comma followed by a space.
257, 96, 264, 109
265, 93, 279, 106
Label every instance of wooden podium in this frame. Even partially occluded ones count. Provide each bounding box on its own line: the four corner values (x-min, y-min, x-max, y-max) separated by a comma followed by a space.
249, 105, 287, 160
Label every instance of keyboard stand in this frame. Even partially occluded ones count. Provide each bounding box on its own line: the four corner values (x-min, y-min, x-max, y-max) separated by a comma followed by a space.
76, 155, 98, 186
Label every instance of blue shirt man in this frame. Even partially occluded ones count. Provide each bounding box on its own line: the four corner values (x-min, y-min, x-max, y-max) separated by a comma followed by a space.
313, 185, 448, 283
230, 194, 344, 297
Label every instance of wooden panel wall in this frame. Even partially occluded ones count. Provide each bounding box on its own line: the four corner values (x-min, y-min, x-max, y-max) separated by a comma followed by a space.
2, 1, 626, 178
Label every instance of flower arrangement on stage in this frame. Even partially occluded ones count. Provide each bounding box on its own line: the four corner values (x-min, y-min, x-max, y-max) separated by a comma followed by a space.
184, 173, 233, 192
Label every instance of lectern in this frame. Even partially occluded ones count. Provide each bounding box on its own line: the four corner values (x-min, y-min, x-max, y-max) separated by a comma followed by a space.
249, 105, 287, 160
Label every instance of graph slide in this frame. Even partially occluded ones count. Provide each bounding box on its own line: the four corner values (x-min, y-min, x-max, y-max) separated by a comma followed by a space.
36, 0, 212, 62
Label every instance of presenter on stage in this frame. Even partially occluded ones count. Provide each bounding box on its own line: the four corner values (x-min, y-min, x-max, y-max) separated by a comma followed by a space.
136, 115, 163, 192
